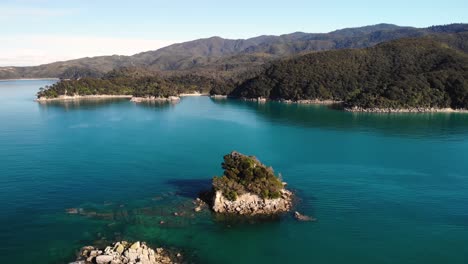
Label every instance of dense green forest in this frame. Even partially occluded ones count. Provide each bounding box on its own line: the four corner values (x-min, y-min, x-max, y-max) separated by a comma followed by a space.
212, 152, 284, 201
231, 34, 468, 109
37, 67, 224, 98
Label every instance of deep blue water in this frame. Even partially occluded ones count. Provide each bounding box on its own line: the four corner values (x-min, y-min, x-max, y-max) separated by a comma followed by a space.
1, 80, 468, 264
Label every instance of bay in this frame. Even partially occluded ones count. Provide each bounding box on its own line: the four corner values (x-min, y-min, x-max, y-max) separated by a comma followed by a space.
0, 80, 467, 264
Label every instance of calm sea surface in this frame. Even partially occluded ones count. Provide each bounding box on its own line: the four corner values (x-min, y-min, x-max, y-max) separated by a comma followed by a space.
1, 80, 468, 264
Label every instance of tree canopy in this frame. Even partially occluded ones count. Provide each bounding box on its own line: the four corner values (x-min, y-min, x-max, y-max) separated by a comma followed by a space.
212, 152, 284, 201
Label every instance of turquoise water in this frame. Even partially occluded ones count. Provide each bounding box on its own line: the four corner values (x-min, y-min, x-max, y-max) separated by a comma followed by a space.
1, 80, 468, 264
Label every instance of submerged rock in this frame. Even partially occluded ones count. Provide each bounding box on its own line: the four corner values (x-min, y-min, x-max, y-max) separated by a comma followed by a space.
294, 211, 315, 222
72, 241, 182, 264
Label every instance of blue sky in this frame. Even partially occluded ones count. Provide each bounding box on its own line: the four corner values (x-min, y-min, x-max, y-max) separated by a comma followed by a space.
1, 0, 467, 66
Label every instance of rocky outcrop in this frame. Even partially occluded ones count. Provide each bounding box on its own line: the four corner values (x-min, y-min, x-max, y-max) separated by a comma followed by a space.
72, 241, 182, 264
344, 106, 468, 113
212, 189, 293, 215
240, 97, 341, 105
211, 151, 294, 215
210, 94, 228, 99
294, 211, 315, 222
130, 96, 180, 103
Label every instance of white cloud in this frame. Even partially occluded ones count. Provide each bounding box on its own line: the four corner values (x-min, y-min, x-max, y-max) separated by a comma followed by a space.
0, 35, 175, 66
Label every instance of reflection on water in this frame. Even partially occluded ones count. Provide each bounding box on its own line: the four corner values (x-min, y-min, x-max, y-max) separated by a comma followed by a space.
211, 98, 468, 139
135, 100, 179, 111
37, 98, 179, 112
37, 98, 131, 111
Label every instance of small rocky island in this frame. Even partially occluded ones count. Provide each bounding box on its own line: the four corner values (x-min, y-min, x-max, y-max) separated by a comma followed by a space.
211, 151, 293, 215
70, 241, 182, 264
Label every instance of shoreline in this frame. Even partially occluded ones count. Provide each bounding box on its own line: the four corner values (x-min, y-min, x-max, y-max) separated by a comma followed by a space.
179, 92, 209, 97
34, 94, 468, 113
238, 96, 342, 105
36, 94, 132, 102
344, 106, 468, 113
130, 96, 180, 103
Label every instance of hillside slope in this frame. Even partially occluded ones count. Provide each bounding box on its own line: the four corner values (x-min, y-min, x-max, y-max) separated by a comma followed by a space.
230, 33, 468, 110
2, 23, 467, 80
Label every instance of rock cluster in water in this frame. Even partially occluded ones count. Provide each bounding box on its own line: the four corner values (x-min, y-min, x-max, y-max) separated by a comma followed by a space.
212, 189, 293, 215
70, 241, 182, 264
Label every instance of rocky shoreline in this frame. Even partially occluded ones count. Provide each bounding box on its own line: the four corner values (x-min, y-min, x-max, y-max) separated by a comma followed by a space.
70, 241, 182, 264
238, 97, 342, 105
130, 96, 180, 103
212, 189, 293, 215
210, 94, 228, 99
179, 92, 209, 97
345, 106, 468, 113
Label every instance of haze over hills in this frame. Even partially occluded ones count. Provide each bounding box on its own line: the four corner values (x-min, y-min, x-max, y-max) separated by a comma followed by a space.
2, 23, 468, 80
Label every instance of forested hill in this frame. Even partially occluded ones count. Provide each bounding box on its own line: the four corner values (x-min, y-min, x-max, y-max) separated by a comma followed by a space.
36, 68, 224, 99
2, 23, 468, 80
229, 33, 468, 109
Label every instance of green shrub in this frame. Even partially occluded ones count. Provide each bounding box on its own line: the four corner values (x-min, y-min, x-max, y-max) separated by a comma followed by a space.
212, 151, 284, 201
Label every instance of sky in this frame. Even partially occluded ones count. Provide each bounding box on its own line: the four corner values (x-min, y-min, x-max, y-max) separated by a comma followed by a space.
1, 0, 467, 66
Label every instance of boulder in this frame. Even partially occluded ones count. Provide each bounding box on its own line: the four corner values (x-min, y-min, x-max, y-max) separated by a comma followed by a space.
294, 211, 315, 221
96, 255, 113, 264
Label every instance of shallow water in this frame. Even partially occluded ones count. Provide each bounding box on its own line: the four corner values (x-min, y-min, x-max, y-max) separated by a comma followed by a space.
1, 80, 468, 264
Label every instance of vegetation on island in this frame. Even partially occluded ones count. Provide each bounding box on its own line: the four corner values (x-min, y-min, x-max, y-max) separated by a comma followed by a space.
212, 152, 284, 201
36, 67, 223, 98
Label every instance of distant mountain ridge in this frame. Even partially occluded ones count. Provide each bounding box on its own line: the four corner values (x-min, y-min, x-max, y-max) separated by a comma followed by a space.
1, 23, 467, 79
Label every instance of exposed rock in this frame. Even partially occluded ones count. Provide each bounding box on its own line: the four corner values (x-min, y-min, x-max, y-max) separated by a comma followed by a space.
193, 197, 207, 212
210, 94, 228, 99
66, 208, 79, 214
73, 241, 181, 264
129, 241, 140, 250
130, 96, 180, 103
96, 255, 113, 264
344, 106, 468, 113
294, 211, 315, 222
212, 189, 293, 215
